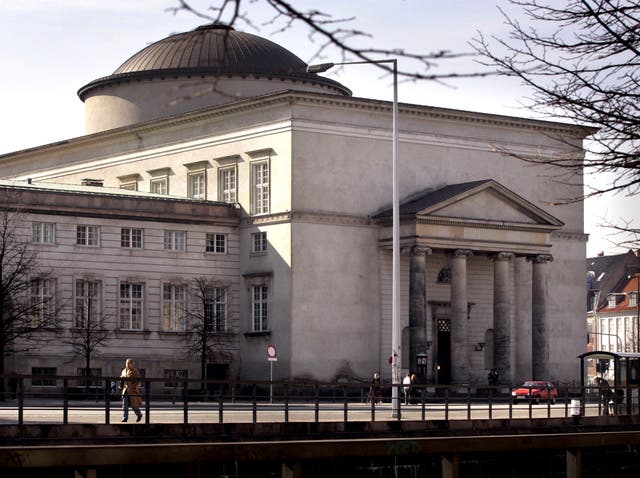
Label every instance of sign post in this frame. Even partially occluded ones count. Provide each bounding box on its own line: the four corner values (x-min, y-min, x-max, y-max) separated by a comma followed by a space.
266, 344, 277, 404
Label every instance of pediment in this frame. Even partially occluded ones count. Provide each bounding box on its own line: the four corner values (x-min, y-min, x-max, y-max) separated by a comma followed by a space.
401, 180, 563, 229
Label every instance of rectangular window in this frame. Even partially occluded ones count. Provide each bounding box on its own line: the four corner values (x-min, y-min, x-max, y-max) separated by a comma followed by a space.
32, 222, 55, 244
76, 225, 100, 246
75, 279, 101, 328
188, 171, 206, 199
608, 295, 617, 308
251, 161, 269, 214
76, 368, 102, 388
630, 292, 638, 308
205, 287, 227, 332
30, 278, 56, 326
164, 369, 188, 388
119, 282, 144, 330
162, 283, 187, 331
251, 285, 268, 332
32, 367, 57, 387
252, 232, 267, 253
219, 167, 237, 203
121, 228, 143, 249
206, 233, 227, 253
150, 177, 168, 195
164, 230, 186, 251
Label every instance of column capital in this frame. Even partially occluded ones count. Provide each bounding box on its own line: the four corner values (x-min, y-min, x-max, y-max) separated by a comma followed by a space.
401, 245, 432, 256
529, 254, 553, 264
494, 252, 515, 262
453, 249, 473, 258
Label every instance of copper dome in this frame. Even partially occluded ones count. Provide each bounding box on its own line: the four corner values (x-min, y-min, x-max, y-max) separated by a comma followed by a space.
78, 24, 350, 100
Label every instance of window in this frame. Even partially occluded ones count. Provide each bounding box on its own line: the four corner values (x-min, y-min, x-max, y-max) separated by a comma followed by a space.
75, 279, 101, 328
251, 161, 269, 214
206, 233, 227, 253
219, 167, 237, 203
251, 285, 268, 332
76, 368, 102, 388
252, 232, 267, 253
32, 367, 57, 387
150, 177, 168, 195
164, 369, 188, 388
164, 230, 186, 251
630, 292, 638, 308
30, 278, 56, 326
76, 225, 100, 246
32, 222, 55, 244
188, 171, 206, 199
121, 228, 143, 249
608, 295, 617, 308
162, 283, 187, 331
205, 287, 227, 332
119, 282, 144, 330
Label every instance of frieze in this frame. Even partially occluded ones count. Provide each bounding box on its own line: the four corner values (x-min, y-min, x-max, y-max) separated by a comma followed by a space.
551, 231, 589, 242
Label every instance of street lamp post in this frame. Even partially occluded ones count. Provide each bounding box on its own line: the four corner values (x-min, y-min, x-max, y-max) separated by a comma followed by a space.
307, 59, 401, 417
630, 273, 640, 353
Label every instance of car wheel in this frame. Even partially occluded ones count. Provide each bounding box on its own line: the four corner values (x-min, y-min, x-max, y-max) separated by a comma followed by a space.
513, 398, 518, 404
533, 396, 540, 404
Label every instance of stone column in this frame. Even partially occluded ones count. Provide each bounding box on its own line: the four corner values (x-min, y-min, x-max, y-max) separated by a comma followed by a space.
404, 246, 432, 375
531, 254, 553, 380
451, 249, 473, 383
493, 252, 514, 384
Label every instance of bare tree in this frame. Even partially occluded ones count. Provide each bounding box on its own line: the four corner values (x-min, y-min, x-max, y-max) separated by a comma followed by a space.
167, 0, 488, 83
0, 203, 62, 399
183, 277, 236, 395
473, 0, 640, 245
63, 285, 110, 394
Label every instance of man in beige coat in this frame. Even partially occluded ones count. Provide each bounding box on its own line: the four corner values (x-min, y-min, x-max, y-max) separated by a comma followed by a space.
120, 358, 143, 422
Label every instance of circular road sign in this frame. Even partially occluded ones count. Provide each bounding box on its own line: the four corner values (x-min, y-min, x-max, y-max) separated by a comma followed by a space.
266, 344, 277, 359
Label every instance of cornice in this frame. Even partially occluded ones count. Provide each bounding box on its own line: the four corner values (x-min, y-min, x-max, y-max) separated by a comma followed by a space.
240, 209, 372, 227
414, 215, 560, 233
551, 231, 589, 242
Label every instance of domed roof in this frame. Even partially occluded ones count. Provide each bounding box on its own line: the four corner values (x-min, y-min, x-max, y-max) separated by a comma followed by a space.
78, 24, 350, 99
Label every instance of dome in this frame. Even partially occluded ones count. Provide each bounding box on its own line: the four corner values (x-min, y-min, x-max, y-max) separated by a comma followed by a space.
78, 24, 350, 100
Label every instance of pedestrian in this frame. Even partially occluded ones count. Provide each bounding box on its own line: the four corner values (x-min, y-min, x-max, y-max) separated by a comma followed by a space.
368, 372, 381, 404
403, 373, 412, 405
596, 377, 612, 416
120, 358, 143, 422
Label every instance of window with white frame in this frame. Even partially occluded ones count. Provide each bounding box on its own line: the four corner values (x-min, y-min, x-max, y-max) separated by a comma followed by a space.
75, 279, 101, 328
188, 171, 206, 199
76, 225, 100, 246
162, 283, 187, 331
252, 232, 267, 253
164, 230, 186, 251
30, 278, 56, 327
119, 282, 144, 330
251, 161, 269, 214
630, 292, 638, 308
219, 166, 237, 203
205, 286, 227, 332
32, 222, 55, 244
251, 284, 268, 332
150, 177, 168, 195
121, 228, 143, 249
206, 233, 226, 253
31, 367, 57, 387
608, 295, 617, 308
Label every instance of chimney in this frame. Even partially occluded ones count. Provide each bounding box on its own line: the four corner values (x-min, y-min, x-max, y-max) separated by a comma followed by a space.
81, 178, 103, 187
597, 251, 604, 257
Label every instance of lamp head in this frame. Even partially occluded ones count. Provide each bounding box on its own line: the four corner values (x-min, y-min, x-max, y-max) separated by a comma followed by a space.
306, 62, 335, 73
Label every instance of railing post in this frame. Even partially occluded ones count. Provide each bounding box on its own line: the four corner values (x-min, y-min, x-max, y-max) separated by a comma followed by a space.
284, 382, 289, 423
546, 385, 551, 418
343, 385, 348, 424
63, 378, 69, 425
466, 386, 471, 420
183, 379, 189, 424
252, 383, 257, 424
444, 387, 449, 421
314, 384, 320, 423
144, 379, 150, 424
509, 386, 513, 419
564, 387, 569, 418
104, 378, 111, 425
421, 387, 426, 421
396, 383, 401, 421
218, 383, 224, 424
17, 377, 24, 426
488, 386, 493, 420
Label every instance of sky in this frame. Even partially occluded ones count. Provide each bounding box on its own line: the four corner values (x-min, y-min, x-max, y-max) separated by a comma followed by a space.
0, 0, 637, 257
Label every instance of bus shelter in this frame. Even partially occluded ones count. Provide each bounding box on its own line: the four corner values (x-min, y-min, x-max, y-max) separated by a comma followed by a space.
578, 351, 640, 415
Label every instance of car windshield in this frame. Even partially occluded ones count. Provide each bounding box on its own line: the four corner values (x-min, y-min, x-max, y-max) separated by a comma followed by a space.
522, 381, 544, 387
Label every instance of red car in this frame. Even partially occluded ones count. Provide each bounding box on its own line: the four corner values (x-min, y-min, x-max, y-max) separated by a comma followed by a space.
512, 381, 558, 404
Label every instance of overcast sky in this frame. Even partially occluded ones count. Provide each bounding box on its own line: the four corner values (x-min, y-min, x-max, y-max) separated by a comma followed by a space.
0, 0, 637, 257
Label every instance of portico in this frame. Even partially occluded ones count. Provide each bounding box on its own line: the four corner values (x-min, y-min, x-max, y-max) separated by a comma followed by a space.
375, 179, 564, 385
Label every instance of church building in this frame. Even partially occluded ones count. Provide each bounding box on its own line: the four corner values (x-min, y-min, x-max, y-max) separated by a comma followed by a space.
0, 24, 589, 391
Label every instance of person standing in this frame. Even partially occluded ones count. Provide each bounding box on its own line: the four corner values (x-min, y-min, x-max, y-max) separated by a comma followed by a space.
403, 373, 412, 405
120, 358, 143, 422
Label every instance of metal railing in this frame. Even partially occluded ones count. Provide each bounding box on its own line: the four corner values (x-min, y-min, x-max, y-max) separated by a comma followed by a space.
1, 375, 638, 425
